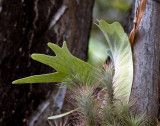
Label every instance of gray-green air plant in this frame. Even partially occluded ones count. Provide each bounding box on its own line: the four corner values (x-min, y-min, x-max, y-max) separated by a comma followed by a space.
13, 20, 147, 126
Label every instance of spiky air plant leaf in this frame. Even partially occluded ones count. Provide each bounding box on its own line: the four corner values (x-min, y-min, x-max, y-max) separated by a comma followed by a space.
122, 114, 147, 126
12, 42, 100, 85
69, 84, 98, 126
98, 20, 133, 102
100, 100, 146, 126
99, 63, 114, 106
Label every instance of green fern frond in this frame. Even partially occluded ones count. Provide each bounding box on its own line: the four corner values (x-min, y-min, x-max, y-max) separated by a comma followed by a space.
12, 42, 100, 85
98, 20, 133, 102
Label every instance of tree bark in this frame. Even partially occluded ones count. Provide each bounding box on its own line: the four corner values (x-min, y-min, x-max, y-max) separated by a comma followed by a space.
129, 0, 160, 121
0, 0, 94, 126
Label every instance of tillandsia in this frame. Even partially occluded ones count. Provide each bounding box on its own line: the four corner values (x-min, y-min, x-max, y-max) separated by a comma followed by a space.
12, 20, 149, 125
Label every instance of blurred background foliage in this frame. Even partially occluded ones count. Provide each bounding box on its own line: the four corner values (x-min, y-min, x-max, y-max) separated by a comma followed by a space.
88, 0, 132, 66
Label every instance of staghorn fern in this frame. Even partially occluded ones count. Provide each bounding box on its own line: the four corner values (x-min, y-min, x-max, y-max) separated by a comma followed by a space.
12, 20, 150, 125
12, 20, 133, 103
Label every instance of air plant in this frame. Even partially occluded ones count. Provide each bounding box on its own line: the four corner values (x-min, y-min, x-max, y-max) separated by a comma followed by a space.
12, 20, 149, 125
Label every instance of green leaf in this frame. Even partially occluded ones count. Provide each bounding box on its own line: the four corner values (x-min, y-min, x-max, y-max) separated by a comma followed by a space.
98, 20, 133, 102
12, 73, 68, 84
12, 42, 99, 85
48, 109, 76, 120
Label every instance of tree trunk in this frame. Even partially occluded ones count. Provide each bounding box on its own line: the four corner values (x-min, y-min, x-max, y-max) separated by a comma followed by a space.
129, 0, 160, 121
0, 0, 94, 126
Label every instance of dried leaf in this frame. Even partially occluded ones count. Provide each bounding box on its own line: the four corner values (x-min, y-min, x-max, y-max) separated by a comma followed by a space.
129, 0, 147, 46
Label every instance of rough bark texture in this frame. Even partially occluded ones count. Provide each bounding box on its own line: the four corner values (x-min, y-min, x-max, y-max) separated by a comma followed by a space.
130, 0, 160, 121
0, 0, 94, 126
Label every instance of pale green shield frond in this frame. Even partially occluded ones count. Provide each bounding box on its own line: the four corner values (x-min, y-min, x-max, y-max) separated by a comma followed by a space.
12, 42, 99, 84
98, 20, 133, 102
